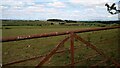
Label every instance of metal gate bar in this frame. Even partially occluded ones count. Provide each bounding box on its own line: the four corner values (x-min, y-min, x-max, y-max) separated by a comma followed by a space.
74, 33, 120, 67
91, 59, 108, 66
70, 33, 75, 66
2, 42, 80, 66
65, 54, 99, 66
2, 26, 120, 67
2, 26, 120, 42
35, 37, 69, 68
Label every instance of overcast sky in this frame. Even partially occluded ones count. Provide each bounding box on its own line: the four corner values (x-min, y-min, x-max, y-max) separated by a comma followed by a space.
1, 0, 120, 21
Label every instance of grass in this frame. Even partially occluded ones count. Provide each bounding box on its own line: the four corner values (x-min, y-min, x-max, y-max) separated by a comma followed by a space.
2, 25, 96, 37
2, 25, 120, 66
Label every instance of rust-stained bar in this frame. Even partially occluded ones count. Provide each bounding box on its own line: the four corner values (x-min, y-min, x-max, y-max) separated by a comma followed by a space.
36, 37, 69, 68
70, 33, 75, 66
3, 55, 44, 66
1, 26, 120, 42
74, 34, 120, 67
3, 45, 79, 66
91, 59, 108, 66
65, 54, 98, 66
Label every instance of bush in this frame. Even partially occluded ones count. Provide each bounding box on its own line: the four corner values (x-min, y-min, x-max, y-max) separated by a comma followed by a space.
51, 23, 54, 25
59, 23, 65, 25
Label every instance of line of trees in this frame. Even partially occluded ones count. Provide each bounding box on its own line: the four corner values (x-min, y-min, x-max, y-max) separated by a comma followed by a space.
78, 21, 120, 24
2, 20, 51, 26
47, 19, 77, 23
47, 19, 120, 24
2, 19, 120, 26
47, 19, 64, 22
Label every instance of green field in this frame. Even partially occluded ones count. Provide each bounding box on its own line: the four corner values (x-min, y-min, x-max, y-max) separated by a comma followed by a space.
2, 22, 120, 66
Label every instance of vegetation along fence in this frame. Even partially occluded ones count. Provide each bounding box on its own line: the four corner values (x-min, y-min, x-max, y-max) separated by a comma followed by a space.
1, 26, 120, 67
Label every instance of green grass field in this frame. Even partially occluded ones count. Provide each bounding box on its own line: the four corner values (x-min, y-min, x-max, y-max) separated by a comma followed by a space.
2, 25, 120, 66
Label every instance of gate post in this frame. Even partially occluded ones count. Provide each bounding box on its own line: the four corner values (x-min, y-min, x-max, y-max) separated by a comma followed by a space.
70, 32, 75, 67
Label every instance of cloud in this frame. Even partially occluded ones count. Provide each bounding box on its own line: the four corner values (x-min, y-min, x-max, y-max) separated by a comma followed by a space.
69, 0, 115, 5
1, 0, 35, 7
107, 14, 117, 18
0, 5, 8, 10
46, 8, 59, 14
25, 4, 45, 13
69, 0, 117, 9
48, 1, 66, 8
1, 0, 119, 20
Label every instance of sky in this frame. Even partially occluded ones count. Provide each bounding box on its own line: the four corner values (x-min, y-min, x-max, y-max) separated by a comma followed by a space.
0, 0, 120, 21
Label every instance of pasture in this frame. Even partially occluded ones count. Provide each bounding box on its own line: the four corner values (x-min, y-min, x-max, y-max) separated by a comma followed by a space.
2, 21, 120, 66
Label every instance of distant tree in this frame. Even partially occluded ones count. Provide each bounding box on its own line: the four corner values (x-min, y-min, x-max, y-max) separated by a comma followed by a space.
59, 23, 65, 25
64, 20, 77, 23
47, 19, 64, 22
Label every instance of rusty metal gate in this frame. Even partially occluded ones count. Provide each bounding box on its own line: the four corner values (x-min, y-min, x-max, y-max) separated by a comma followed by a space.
1, 26, 120, 67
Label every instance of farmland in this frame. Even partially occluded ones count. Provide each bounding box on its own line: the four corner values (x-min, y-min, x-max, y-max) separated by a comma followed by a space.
2, 20, 120, 66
